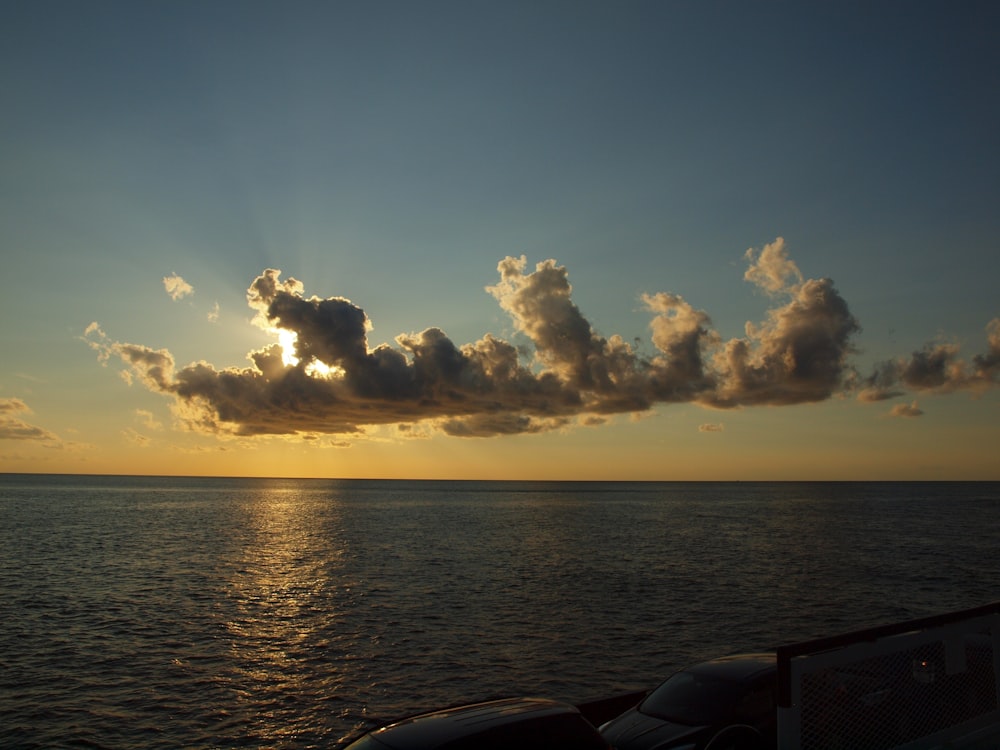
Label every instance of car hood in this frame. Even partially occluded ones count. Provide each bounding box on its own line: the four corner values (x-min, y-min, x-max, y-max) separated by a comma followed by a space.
601, 707, 706, 750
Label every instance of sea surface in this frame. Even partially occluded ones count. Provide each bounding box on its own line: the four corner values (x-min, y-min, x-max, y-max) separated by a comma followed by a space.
1, 476, 998, 749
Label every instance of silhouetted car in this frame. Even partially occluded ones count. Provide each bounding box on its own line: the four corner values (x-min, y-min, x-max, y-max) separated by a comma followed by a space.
343, 696, 610, 749
599, 653, 777, 750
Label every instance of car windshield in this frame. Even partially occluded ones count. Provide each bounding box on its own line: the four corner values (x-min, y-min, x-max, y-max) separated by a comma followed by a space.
639, 671, 747, 725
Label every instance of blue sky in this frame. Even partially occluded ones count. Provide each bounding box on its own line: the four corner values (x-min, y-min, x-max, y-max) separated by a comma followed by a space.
2, 1, 998, 479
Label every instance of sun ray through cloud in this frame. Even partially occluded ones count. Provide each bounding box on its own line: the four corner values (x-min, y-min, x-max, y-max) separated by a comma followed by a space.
83, 242, 1000, 443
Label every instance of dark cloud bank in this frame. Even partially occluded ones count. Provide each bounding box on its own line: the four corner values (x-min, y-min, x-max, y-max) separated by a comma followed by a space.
85, 239, 1000, 439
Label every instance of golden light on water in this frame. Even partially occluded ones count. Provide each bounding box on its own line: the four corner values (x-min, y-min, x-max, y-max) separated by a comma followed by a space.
227, 489, 330, 638
222, 487, 343, 743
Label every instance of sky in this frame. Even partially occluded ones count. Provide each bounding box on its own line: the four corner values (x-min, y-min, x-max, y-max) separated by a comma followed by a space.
2, 1, 998, 480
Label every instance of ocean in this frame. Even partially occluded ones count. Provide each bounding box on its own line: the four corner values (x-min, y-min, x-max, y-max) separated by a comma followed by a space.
1, 475, 998, 749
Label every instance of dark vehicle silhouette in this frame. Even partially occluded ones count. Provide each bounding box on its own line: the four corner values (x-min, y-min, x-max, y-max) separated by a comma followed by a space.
599, 654, 777, 750
343, 696, 610, 749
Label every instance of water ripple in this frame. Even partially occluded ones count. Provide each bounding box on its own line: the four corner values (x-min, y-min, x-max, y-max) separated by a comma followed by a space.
1, 478, 998, 747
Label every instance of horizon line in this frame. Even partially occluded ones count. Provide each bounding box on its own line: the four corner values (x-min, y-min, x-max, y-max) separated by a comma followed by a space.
1, 472, 996, 484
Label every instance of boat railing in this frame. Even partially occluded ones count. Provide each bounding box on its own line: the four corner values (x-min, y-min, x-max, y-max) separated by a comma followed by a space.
776, 601, 1000, 750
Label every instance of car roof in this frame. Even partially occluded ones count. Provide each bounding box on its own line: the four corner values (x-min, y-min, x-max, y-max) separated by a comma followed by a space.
685, 653, 777, 681
366, 697, 584, 749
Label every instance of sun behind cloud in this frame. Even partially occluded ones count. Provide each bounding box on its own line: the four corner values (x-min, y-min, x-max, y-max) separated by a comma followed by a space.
84, 241, 1000, 442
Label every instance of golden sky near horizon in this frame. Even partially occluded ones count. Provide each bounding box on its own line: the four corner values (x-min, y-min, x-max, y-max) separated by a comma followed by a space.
2, 3, 999, 479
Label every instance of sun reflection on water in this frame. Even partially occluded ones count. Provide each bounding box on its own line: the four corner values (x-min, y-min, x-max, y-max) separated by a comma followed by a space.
221, 486, 344, 746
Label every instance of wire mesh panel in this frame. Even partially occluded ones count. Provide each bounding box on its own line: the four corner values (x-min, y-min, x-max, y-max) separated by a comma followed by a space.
778, 606, 1000, 750
797, 634, 996, 750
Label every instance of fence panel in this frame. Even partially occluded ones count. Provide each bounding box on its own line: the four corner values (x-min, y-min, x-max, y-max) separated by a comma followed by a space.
778, 604, 1000, 750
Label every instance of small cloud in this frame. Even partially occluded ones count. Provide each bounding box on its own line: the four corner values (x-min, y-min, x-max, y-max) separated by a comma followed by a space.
859, 318, 1000, 401
122, 428, 151, 446
163, 273, 194, 301
207, 302, 220, 323
888, 400, 924, 418
0, 397, 63, 444
0, 398, 30, 414
393, 424, 429, 440
857, 386, 903, 403
135, 409, 162, 430
743, 237, 802, 295
699, 422, 725, 432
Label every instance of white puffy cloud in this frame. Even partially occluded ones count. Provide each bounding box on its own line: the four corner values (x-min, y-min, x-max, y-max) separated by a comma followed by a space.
163, 273, 194, 301
743, 237, 802, 295
699, 241, 861, 408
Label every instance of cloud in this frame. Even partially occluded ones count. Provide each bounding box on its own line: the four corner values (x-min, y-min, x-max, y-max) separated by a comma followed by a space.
0, 398, 30, 414
973, 318, 1000, 380
858, 318, 1000, 402
743, 237, 803, 294
699, 423, 725, 432
85, 240, 997, 439
135, 409, 162, 430
0, 397, 62, 443
207, 302, 220, 323
706, 240, 861, 408
122, 428, 151, 446
888, 400, 924, 418
163, 273, 194, 301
